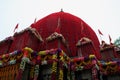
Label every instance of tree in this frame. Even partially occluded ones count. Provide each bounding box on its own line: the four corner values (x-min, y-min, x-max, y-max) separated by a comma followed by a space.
114, 37, 120, 47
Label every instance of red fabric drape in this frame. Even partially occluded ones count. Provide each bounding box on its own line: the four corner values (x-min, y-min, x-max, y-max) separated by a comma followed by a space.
0, 37, 13, 54
9, 30, 41, 53
101, 47, 117, 61
31, 12, 100, 58
78, 42, 101, 58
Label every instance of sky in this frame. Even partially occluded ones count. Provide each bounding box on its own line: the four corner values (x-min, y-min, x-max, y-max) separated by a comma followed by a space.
0, 0, 120, 44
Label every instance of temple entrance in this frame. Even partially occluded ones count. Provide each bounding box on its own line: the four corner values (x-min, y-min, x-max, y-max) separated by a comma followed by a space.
75, 69, 92, 80
38, 64, 52, 80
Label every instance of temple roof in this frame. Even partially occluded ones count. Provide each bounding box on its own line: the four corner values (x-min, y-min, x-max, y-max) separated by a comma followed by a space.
31, 11, 100, 58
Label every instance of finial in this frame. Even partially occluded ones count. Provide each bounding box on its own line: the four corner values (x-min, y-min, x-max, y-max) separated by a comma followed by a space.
61, 8, 63, 12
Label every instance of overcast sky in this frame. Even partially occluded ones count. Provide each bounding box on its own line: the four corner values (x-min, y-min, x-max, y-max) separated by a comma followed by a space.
0, 0, 120, 44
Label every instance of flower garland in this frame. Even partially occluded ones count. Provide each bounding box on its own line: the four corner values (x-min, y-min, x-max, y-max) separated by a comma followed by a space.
0, 50, 22, 67
16, 50, 23, 59
72, 55, 96, 71
51, 54, 57, 80
59, 69, 63, 80
33, 65, 39, 80
99, 61, 119, 75
0, 47, 120, 80
0, 47, 69, 80
2, 54, 10, 63
92, 65, 99, 80
16, 47, 34, 80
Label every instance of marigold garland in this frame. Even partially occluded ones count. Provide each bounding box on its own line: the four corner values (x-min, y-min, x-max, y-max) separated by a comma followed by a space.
59, 69, 63, 80
16, 52, 23, 59
0, 47, 120, 80
52, 54, 57, 73
34, 65, 39, 80
2, 54, 10, 63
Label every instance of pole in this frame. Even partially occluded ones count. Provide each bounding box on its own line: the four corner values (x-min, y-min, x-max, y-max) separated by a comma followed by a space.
78, 48, 82, 57
58, 39, 61, 48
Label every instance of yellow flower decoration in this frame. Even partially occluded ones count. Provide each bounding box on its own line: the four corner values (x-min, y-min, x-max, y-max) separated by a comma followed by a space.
59, 69, 63, 80
89, 55, 95, 59
24, 47, 33, 53
38, 51, 46, 55
17, 53, 23, 59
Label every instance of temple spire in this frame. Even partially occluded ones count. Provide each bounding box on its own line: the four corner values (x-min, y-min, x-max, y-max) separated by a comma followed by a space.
61, 8, 63, 12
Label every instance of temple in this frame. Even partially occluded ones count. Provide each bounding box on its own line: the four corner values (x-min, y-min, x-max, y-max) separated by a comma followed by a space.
0, 11, 120, 80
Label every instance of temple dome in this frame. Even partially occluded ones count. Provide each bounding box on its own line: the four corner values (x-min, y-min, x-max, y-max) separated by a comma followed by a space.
31, 11, 100, 58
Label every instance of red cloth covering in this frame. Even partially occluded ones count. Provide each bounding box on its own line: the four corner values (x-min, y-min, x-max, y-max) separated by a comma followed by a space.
0, 37, 13, 54
77, 42, 100, 58
9, 28, 42, 53
31, 11, 100, 58
100, 46, 118, 61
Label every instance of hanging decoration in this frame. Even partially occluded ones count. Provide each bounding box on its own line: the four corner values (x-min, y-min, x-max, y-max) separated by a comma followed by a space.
0, 47, 120, 80
72, 55, 97, 71
99, 61, 120, 75
33, 65, 39, 80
